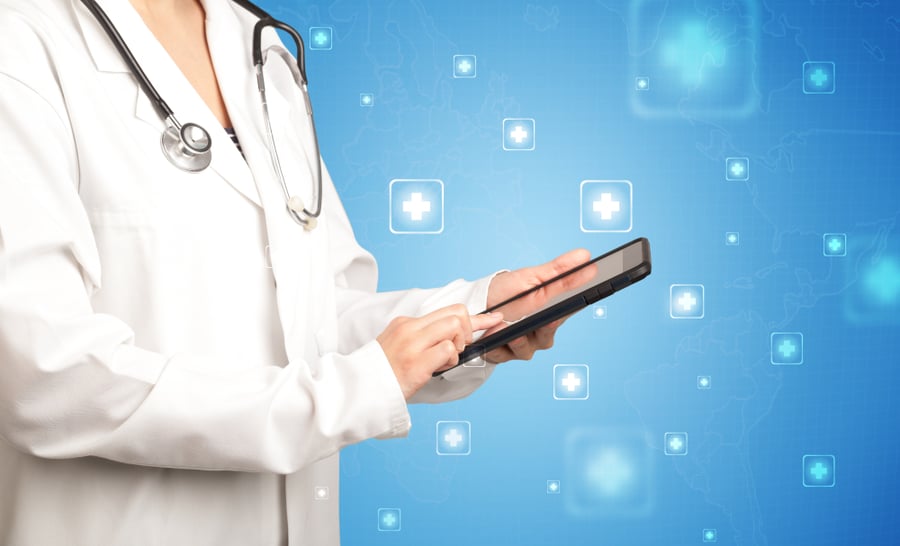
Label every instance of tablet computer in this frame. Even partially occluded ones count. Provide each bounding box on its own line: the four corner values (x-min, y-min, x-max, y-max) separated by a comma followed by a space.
434, 237, 652, 376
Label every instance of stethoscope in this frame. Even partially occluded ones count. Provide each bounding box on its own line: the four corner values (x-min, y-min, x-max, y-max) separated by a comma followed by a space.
78, 0, 322, 230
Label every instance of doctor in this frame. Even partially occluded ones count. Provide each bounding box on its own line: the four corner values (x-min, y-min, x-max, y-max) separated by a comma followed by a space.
0, 0, 587, 544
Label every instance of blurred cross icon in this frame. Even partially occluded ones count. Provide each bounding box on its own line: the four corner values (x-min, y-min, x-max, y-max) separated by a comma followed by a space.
809, 462, 829, 480
677, 291, 697, 311
509, 125, 529, 144
382, 513, 396, 527
828, 238, 842, 252
592, 193, 620, 220
669, 436, 684, 451
778, 339, 796, 359
402, 192, 431, 221
314, 31, 328, 47
561, 372, 581, 392
730, 161, 745, 177
444, 428, 463, 448
458, 59, 472, 73
810, 68, 829, 87
705, 530, 716, 541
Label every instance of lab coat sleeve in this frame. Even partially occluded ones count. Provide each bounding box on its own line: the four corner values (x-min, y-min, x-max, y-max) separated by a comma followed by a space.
322, 166, 505, 404
0, 73, 409, 474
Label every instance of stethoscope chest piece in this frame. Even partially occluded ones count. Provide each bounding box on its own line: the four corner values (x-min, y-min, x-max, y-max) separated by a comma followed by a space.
160, 121, 212, 172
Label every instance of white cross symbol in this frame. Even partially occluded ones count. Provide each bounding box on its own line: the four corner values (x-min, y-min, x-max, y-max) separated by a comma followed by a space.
444, 428, 463, 448
592, 192, 621, 220
561, 372, 581, 392
402, 192, 431, 221
677, 292, 697, 311
509, 125, 529, 144
730, 161, 745, 177
669, 436, 684, 451
458, 59, 472, 73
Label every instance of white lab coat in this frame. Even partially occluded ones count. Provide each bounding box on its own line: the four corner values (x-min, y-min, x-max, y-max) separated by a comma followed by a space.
0, 1, 497, 544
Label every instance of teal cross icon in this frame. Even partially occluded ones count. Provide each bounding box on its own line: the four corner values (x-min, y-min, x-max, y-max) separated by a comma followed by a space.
382, 513, 396, 527
828, 238, 842, 252
809, 462, 829, 480
778, 339, 796, 359
809, 68, 829, 87
313, 32, 328, 46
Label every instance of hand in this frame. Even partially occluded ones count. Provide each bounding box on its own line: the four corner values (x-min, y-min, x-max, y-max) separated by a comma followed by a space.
377, 304, 505, 400
482, 249, 594, 363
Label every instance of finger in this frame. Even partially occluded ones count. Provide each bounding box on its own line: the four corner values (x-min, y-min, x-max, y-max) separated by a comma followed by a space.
423, 340, 460, 372
531, 318, 564, 350
470, 312, 505, 333
484, 344, 516, 364
506, 334, 537, 361
418, 314, 471, 352
524, 248, 592, 284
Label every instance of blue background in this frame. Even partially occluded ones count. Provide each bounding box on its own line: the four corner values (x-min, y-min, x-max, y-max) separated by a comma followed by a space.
257, 0, 899, 544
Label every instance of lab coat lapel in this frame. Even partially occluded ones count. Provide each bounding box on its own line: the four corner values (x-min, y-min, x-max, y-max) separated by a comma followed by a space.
204, 0, 317, 364
70, 0, 263, 209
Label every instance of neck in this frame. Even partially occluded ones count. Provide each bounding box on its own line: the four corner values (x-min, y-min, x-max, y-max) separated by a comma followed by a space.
129, 0, 198, 14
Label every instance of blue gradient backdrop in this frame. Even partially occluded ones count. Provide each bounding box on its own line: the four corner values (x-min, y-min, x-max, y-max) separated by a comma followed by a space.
257, 1, 899, 544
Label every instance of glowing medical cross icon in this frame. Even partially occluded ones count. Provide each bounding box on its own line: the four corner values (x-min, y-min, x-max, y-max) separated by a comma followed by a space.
509, 125, 529, 144
704, 530, 717, 541
809, 462, 829, 480
444, 428, 463, 448
382, 513, 396, 527
548, 481, 559, 492
402, 192, 431, 221
668, 436, 684, 452
828, 237, 843, 252
810, 68, 829, 87
677, 291, 697, 312
457, 59, 472, 73
592, 193, 620, 220
313, 32, 328, 46
561, 372, 582, 392
730, 161, 745, 178
778, 339, 797, 359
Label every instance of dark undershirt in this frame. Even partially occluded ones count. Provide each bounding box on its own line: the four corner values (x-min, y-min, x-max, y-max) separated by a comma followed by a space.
224, 127, 243, 155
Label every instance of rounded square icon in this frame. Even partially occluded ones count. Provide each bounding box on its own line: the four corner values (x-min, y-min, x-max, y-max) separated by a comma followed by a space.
453, 54, 477, 78
726, 157, 749, 181
726, 232, 740, 246
547, 480, 561, 494
502, 118, 535, 151
664, 432, 688, 456
803, 454, 835, 487
436, 421, 471, 455
635, 76, 650, 90
703, 529, 718, 542
580, 180, 633, 233
308, 27, 333, 51
389, 179, 444, 234
697, 375, 711, 390
313, 486, 329, 500
823, 233, 847, 257
359, 93, 374, 107
670, 284, 704, 319
803, 61, 835, 94
771, 332, 803, 365
553, 364, 589, 400
377, 508, 401, 531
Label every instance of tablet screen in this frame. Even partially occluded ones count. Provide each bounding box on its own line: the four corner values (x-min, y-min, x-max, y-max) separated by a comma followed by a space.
483, 240, 638, 324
